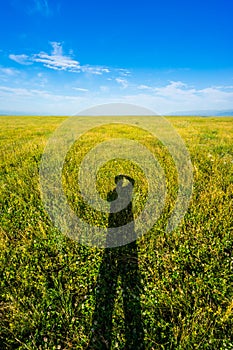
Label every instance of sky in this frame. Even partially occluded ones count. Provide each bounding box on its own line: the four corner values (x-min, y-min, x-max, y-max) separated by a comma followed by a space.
0, 0, 233, 115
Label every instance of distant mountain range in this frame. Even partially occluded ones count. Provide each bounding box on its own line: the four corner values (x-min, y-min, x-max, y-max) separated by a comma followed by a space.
0, 109, 233, 117
0, 110, 36, 116
168, 109, 233, 116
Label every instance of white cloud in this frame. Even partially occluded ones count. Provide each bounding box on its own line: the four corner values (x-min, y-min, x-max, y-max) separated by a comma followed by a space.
153, 81, 195, 100
211, 85, 233, 90
9, 54, 32, 65
168, 80, 187, 88
73, 87, 89, 92
121, 81, 233, 113
30, 0, 51, 16
1, 67, 233, 115
9, 42, 111, 75
50, 41, 63, 56
118, 68, 131, 76
0, 67, 19, 76
100, 85, 109, 92
31, 41, 81, 71
137, 84, 152, 90
0, 85, 34, 96
33, 43, 81, 71
116, 78, 128, 88
81, 65, 110, 75
0, 85, 90, 114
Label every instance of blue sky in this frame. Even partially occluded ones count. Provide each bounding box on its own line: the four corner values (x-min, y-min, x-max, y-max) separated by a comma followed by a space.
0, 0, 233, 115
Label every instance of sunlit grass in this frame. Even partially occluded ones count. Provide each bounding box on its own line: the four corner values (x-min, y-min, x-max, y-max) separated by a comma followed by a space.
0, 116, 232, 349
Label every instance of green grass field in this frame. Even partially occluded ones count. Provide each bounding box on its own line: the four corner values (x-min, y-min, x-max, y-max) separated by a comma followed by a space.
1, 116, 232, 349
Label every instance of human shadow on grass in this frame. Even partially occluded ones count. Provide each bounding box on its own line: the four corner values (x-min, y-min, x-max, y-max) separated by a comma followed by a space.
88, 175, 145, 350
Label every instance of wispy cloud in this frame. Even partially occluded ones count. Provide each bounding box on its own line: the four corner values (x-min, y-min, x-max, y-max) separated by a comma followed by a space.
73, 87, 89, 92
0, 67, 19, 76
125, 81, 233, 113
9, 42, 111, 75
0, 84, 94, 115
29, 0, 51, 17
9, 54, 32, 65
116, 78, 128, 88
32, 42, 81, 71
0, 67, 21, 84
117, 69, 131, 77
137, 84, 152, 90
1, 80, 233, 115
212, 85, 233, 90
80, 66, 110, 75
0, 85, 88, 102
0, 85, 35, 96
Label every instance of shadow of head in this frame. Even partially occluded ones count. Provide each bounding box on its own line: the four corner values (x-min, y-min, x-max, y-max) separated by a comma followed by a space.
114, 174, 135, 187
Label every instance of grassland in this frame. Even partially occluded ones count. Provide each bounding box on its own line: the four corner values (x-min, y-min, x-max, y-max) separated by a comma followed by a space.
0, 116, 233, 349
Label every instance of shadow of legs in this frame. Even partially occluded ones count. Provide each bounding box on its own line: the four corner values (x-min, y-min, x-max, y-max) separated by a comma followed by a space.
120, 243, 145, 350
88, 249, 117, 349
88, 244, 145, 350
